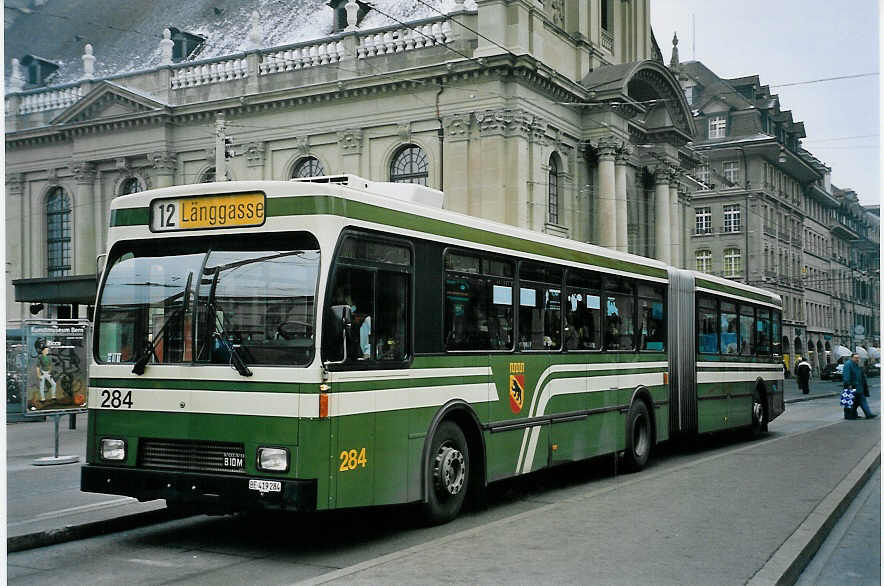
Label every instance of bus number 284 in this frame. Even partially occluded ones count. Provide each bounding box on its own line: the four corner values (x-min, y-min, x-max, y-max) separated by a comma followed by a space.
339, 448, 367, 471
100, 389, 133, 409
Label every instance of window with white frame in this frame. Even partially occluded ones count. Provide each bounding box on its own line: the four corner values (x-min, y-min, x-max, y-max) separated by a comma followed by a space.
723, 247, 742, 277
708, 115, 727, 139
723, 204, 741, 232
696, 249, 712, 273
390, 144, 429, 186
694, 164, 710, 186
722, 161, 739, 184
695, 207, 712, 234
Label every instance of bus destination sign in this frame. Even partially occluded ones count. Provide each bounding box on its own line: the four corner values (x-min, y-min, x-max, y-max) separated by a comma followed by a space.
150, 192, 266, 232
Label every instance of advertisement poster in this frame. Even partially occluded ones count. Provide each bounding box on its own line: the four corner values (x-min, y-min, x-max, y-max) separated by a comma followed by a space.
25, 321, 89, 414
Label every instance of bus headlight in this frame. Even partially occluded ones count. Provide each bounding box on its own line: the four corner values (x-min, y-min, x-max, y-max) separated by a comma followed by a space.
257, 447, 289, 472
100, 438, 126, 461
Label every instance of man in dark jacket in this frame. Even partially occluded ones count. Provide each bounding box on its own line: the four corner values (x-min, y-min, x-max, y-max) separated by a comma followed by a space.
796, 357, 811, 394
843, 353, 876, 419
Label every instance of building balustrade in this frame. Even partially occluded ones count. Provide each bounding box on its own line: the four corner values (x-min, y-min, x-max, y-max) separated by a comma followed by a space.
5, 14, 458, 118
600, 30, 614, 52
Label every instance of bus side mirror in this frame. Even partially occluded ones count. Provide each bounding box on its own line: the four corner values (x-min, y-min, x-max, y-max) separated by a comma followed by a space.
324, 305, 353, 365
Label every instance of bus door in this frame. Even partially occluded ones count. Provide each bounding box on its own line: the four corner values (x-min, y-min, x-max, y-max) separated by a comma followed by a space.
323, 234, 413, 509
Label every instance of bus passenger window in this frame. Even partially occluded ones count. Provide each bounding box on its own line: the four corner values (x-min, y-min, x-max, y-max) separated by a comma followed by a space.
756, 308, 771, 356
771, 310, 782, 355
739, 305, 755, 356
519, 263, 562, 350
720, 302, 738, 354
565, 270, 601, 350
444, 252, 513, 351
604, 277, 635, 351
697, 295, 718, 354
638, 284, 665, 351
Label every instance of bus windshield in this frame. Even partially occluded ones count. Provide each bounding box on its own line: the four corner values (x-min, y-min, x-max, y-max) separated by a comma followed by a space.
96, 232, 320, 367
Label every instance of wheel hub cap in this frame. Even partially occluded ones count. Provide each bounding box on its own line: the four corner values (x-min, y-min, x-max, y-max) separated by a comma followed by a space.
434, 445, 465, 496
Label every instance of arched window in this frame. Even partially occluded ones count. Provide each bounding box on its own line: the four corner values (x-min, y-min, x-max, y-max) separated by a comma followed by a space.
119, 177, 142, 195
200, 167, 216, 183
291, 156, 325, 178
390, 145, 428, 186
46, 187, 72, 278
548, 154, 560, 225
723, 247, 742, 278
695, 249, 712, 273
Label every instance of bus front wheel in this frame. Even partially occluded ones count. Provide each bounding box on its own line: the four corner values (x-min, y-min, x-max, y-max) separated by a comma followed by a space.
624, 400, 651, 471
423, 420, 469, 525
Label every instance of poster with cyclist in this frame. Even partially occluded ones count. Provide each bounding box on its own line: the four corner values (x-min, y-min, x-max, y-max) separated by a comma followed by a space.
25, 321, 89, 414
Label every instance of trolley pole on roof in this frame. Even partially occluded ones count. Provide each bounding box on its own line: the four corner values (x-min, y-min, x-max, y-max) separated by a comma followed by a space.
215, 112, 228, 181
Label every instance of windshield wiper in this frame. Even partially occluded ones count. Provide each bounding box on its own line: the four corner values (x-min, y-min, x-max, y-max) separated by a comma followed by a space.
131, 271, 193, 375
205, 270, 253, 377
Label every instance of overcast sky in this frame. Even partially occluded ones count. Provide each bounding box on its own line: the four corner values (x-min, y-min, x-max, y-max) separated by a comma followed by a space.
650, 0, 879, 205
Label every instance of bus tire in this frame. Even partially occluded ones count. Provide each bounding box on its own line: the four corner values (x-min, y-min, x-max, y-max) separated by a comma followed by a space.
624, 400, 651, 472
750, 387, 768, 438
423, 420, 469, 525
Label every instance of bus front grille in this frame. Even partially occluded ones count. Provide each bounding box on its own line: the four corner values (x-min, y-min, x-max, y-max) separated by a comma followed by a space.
138, 439, 247, 474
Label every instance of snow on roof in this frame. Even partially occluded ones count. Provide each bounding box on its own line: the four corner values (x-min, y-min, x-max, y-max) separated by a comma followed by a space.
5, 0, 476, 87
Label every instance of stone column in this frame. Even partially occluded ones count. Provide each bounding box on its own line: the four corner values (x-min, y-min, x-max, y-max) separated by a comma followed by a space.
442, 113, 473, 215
475, 109, 508, 223
615, 146, 630, 253
72, 162, 97, 275
597, 137, 618, 249
654, 168, 671, 264
669, 174, 680, 267
149, 152, 177, 188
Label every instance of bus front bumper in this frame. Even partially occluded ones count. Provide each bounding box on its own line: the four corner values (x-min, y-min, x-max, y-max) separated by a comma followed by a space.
81, 465, 317, 512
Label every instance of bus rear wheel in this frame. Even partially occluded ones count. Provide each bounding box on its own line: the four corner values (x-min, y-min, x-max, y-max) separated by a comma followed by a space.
423, 420, 469, 525
624, 400, 651, 471
750, 388, 768, 438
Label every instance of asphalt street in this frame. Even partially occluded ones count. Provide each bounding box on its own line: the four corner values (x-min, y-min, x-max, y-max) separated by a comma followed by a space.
5, 376, 880, 585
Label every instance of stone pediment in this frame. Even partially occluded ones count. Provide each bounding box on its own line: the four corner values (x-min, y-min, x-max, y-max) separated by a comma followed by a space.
50, 81, 168, 125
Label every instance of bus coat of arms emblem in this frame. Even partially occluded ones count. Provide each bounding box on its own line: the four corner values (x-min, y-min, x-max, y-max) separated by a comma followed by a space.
509, 373, 525, 413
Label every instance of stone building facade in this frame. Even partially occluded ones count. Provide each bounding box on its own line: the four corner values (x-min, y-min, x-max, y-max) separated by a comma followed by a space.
5, 0, 699, 327
674, 59, 880, 372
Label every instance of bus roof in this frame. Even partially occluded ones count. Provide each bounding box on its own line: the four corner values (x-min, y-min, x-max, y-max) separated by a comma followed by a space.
108, 178, 780, 305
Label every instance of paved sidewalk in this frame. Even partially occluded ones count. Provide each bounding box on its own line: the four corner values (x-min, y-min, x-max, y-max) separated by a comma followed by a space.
4, 375, 874, 564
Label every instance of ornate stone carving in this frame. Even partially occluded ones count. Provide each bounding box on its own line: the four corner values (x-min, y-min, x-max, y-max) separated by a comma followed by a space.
149, 151, 177, 173
337, 129, 363, 154
397, 123, 411, 143
46, 167, 59, 184
295, 136, 310, 157
71, 161, 97, 184
548, 0, 565, 28
615, 144, 632, 165
245, 141, 266, 167
475, 108, 542, 139
442, 113, 471, 141
115, 157, 132, 176
597, 136, 619, 160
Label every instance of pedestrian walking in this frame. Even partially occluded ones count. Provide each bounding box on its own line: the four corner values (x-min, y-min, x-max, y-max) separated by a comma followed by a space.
842, 353, 876, 419
796, 357, 811, 394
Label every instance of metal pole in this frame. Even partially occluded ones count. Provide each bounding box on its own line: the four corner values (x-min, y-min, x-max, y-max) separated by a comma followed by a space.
215, 112, 227, 181
53, 414, 60, 458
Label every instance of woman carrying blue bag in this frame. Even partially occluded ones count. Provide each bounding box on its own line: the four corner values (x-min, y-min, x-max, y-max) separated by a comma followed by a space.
842, 353, 876, 420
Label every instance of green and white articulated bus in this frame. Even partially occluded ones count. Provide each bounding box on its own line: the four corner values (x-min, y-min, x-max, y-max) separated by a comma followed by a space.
82, 175, 784, 523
